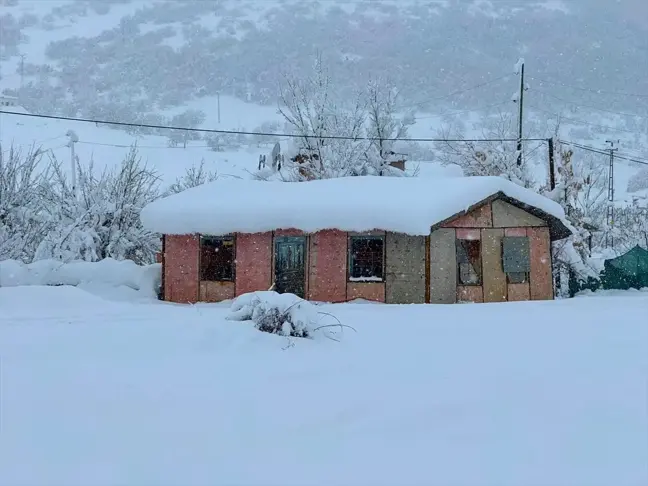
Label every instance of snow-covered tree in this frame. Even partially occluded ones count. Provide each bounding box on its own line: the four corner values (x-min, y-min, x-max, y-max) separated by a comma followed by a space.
364, 77, 415, 176
436, 112, 536, 188
163, 159, 218, 196
276, 55, 369, 180
627, 166, 648, 194
166, 109, 206, 148
613, 201, 648, 251
0, 144, 51, 262
35, 146, 161, 264
542, 138, 607, 290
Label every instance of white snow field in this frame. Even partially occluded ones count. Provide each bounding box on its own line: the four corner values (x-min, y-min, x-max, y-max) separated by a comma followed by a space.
1, 285, 647, 486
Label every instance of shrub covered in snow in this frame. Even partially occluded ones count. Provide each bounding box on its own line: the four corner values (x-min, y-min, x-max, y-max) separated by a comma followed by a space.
227, 291, 318, 338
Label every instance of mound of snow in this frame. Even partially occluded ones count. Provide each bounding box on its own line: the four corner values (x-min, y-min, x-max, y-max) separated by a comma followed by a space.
0, 258, 161, 297
227, 291, 318, 338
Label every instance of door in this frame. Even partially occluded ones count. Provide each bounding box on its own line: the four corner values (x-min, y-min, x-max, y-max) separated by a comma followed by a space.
274, 236, 306, 298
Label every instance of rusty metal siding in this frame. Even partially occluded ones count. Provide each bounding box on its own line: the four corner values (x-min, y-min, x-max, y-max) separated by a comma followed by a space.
347, 282, 385, 302
385, 233, 426, 304
443, 203, 493, 228
492, 199, 547, 228
508, 282, 531, 301
429, 228, 457, 304
457, 285, 484, 303
164, 234, 199, 303
235, 232, 272, 296
481, 228, 507, 303
200, 281, 235, 302
308, 230, 348, 303
529, 227, 553, 300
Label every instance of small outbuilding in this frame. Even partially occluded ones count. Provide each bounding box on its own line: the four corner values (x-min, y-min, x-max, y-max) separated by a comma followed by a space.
141, 176, 571, 304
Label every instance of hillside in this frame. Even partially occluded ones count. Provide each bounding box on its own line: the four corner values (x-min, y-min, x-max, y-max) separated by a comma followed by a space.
1, 0, 647, 142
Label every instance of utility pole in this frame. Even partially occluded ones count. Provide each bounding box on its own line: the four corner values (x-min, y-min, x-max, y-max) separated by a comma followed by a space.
605, 139, 619, 249
217, 91, 221, 124
547, 137, 556, 190
514, 58, 527, 167
66, 130, 79, 200
19, 54, 26, 93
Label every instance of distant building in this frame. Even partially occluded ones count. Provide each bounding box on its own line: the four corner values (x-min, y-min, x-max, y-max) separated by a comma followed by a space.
0, 94, 19, 108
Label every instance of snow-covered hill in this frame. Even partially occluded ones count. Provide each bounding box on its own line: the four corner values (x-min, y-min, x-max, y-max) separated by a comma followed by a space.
1, 0, 646, 199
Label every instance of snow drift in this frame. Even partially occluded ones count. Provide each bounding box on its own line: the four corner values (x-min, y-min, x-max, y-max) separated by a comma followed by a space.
0, 258, 161, 297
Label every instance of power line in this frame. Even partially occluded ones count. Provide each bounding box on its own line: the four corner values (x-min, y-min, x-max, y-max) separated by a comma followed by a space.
534, 89, 647, 119
0, 109, 547, 143
559, 139, 648, 166
414, 100, 511, 120
529, 76, 648, 99
396, 74, 510, 110
527, 104, 641, 134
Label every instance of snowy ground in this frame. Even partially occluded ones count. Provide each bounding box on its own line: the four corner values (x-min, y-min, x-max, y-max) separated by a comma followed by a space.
1, 285, 647, 486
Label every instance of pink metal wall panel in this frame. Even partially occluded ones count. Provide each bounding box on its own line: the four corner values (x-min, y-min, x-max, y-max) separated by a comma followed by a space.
308, 230, 348, 303
529, 227, 553, 300
164, 234, 199, 303
235, 232, 273, 296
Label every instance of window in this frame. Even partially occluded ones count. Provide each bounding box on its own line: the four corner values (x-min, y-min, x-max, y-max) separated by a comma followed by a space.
502, 236, 530, 284
349, 236, 384, 281
200, 236, 235, 281
457, 239, 482, 285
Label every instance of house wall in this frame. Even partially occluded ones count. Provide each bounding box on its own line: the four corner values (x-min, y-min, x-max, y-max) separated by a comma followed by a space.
529, 227, 553, 300
432, 199, 554, 304
308, 230, 347, 302
164, 234, 199, 303
235, 232, 272, 295
163, 198, 556, 305
429, 228, 457, 304
385, 233, 426, 304
346, 230, 386, 303
481, 228, 507, 302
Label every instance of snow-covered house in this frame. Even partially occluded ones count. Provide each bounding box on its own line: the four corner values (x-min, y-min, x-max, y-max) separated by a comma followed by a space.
141, 176, 571, 304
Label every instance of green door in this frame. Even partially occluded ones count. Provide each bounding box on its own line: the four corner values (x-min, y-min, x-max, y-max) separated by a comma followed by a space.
274, 237, 306, 298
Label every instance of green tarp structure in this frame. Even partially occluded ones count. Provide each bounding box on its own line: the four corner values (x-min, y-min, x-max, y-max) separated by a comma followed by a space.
568, 245, 648, 296
601, 245, 648, 291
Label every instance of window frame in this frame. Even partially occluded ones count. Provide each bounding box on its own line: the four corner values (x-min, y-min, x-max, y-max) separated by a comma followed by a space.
456, 238, 483, 286
199, 234, 236, 282
348, 235, 385, 283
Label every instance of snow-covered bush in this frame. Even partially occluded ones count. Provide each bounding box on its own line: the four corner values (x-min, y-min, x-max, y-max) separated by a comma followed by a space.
227, 291, 318, 338
162, 160, 218, 196
0, 144, 51, 262
36, 146, 161, 264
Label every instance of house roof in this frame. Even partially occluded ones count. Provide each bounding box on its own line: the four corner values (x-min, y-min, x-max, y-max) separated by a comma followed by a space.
141, 176, 572, 239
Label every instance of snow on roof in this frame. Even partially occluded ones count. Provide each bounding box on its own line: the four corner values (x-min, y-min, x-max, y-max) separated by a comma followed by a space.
141, 176, 569, 236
